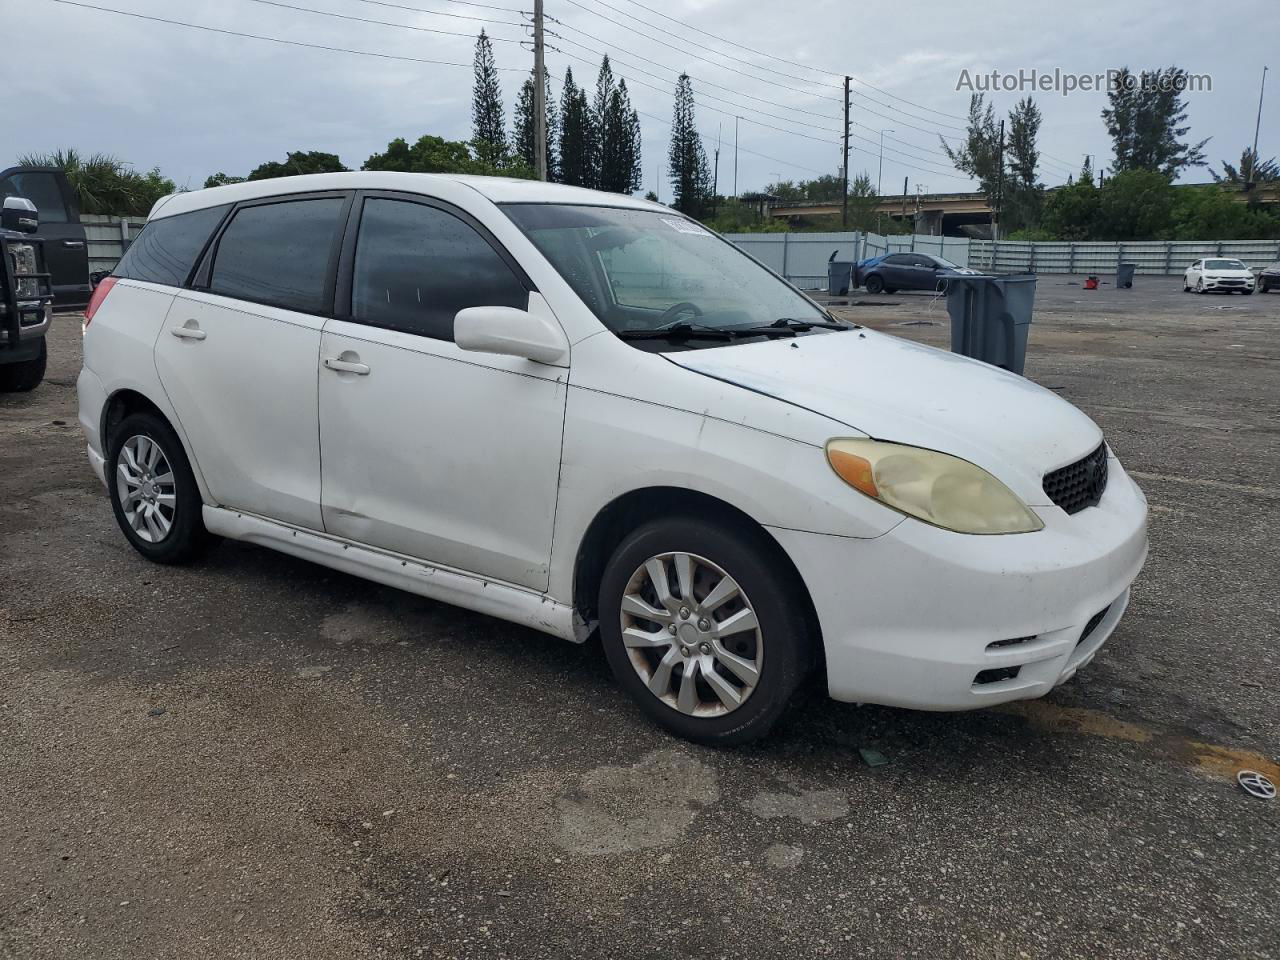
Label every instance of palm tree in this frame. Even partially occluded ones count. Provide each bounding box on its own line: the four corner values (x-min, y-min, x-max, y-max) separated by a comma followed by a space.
1212, 147, 1280, 186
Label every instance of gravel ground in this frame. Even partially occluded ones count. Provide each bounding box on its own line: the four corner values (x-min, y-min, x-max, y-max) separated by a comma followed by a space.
2, 276, 1277, 960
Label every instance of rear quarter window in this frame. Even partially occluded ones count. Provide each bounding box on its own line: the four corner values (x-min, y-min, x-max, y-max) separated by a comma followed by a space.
115, 204, 230, 288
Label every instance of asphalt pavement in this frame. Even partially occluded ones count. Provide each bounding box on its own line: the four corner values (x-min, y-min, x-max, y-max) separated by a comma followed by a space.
2, 276, 1277, 959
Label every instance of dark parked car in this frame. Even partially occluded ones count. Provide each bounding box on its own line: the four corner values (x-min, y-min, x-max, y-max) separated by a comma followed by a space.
1, 197, 54, 391
1258, 262, 1280, 293
0, 166, 91, 309
860, 252, 979, 295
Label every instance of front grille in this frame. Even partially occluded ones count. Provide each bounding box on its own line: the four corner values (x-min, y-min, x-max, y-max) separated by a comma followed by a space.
1043, 442, 1108, 515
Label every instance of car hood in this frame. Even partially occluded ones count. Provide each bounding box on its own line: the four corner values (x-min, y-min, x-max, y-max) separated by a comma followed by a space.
666, 330, 1103, 505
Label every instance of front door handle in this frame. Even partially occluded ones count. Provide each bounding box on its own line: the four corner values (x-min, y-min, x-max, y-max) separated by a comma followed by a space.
171, 324, 206, 341
62, 240, 86, 249
323, 356, 370, 375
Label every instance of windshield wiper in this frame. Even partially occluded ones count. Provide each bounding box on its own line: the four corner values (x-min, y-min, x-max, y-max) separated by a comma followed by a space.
765, 317, 851, 331
616, 322, 734, 341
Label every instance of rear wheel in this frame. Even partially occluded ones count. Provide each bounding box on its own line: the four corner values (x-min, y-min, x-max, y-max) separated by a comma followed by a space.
598, 516, 815, 745
0, 339, 47, 392
105, 412, 213, 564
864, 273, 885, 295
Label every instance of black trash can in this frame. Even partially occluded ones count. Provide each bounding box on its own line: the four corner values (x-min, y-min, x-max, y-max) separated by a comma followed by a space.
1116, 262, 1136, 289
945, 274, 1038, 374
827, 261, 855, 296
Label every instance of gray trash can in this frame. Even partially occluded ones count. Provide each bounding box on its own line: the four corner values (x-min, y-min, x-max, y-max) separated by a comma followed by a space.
946, 274, 1038, 375
1116, 262, 1136, 288
827, 261, 854, 296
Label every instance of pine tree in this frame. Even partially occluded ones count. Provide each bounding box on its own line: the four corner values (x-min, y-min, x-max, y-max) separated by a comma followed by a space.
668, 73, 711, 217
600, 79, 641, 194
1102, 66, 1208, 177
513, 66, 558, 180
1005, 96, 1044, 231
471, 30, 508, 169
591, 56, 615, 189
558, 67, 594, 187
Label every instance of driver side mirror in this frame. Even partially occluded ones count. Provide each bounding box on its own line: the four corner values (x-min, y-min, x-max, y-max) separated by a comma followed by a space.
454, 305, 570, 367
1, 197, 39, 234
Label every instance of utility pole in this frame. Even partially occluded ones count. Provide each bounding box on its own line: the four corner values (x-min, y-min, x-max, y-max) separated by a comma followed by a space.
733, 116, 739, 198
993, 118, 1005, 241
901, 175, 908, 220
1250, 65, 1269, 185
532, 0, 547, 181
876, 128, 893, 233
841, 76, 850, 229
713, 122, 721, 201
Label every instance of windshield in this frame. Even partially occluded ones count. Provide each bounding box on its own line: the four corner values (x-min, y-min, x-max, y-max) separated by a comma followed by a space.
502, 203, 827, 333
1205, 259, 1247, 270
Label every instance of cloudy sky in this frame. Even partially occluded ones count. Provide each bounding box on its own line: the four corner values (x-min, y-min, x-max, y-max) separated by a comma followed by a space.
6, 0, 1275, 198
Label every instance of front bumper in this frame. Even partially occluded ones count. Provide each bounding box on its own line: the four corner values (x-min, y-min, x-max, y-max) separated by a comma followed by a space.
769, 457, 1149, 711
1201, 277, 1253, 290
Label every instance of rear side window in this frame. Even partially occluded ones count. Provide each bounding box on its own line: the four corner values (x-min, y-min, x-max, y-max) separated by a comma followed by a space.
114, 204, 229, 287
209, 197, 345, 314
351, 198, 527, 341
1, 172, 70, 223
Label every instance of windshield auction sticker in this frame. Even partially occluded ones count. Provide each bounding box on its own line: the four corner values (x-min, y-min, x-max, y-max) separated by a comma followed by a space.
661, 217, 713, 237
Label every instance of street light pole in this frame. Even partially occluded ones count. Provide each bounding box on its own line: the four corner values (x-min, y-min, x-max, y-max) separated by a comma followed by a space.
1250, 66, 1269, 184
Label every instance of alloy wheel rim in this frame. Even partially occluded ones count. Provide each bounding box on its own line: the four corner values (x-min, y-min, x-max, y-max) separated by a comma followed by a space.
619, 552, 763, 718
116, 435, 177, 543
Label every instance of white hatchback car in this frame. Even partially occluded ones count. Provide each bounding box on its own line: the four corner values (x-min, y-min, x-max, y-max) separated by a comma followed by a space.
78, 173, 1148, 744
1183, 257, 1256, 294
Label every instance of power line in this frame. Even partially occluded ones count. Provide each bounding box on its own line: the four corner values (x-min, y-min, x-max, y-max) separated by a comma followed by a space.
42, 0, 528, 70
555, 0, 842, 104
600, 0, 971, 123
241, 0, 526, 41
347, 0, 523, 23
632, 108, 828, 179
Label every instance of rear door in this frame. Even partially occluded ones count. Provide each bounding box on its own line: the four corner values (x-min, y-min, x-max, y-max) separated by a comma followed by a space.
0, 167, 91, 308
878, 253, 911, 288
154, 192, 350, 530
317, 192, 566, 590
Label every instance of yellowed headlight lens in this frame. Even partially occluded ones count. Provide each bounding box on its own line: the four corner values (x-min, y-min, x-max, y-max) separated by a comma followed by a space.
825, 438, 1044, 534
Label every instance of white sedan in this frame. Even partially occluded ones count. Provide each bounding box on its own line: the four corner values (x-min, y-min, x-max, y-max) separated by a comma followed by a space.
1184, 257, 1256, 294
77, 172, 1148, 744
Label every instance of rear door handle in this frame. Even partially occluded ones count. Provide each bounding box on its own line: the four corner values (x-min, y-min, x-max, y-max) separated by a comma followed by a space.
323, 357, 370, 375
171, 324, 206, 341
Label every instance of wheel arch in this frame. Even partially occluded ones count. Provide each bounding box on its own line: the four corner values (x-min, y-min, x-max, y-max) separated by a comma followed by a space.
571, 486, 823, 663
100, 387, 213, 503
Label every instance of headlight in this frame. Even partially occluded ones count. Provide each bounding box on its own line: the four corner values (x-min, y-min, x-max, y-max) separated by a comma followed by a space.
825, 438, 1044, 534
6, 242, 41, 300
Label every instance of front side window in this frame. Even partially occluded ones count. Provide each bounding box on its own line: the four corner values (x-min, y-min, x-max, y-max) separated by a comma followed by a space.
351, 198, 527, 341
114, 204, 229, 287
209, 197, 344, 314
1, 172, 69, 223
502, 204, 826, 333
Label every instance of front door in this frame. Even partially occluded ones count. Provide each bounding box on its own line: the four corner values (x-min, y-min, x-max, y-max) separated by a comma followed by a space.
154, 193, 349, 530
318, 194, 566, 591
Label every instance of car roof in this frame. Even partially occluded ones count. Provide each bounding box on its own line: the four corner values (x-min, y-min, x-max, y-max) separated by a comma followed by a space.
148, 171, 664, 221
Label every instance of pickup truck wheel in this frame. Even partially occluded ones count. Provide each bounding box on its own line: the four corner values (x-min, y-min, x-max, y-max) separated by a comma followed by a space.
598, 517, 815, 745
106, 412, 213, 564
0, 339, 47, 392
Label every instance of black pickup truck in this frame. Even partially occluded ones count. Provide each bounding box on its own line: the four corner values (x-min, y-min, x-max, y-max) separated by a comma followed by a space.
0, 197, 54, 391
0, 166, 91, 310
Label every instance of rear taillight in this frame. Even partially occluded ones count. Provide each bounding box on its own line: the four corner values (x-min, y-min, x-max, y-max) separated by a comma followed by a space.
83, 276, 118, 327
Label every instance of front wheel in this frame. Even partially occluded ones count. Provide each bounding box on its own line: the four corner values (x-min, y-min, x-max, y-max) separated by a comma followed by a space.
0, 339, 47, 392
1195, 279, 1205, 294
598, 517, 816, 745
105, 411, 213, 564
864, 274, 885, 295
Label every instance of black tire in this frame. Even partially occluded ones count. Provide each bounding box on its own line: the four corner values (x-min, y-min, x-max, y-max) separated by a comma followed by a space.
105, 411, 213, 564
864, 273, 885, 295
0, 339, 47, 392
884, 287, 898, 294
598, 516, 816, 746
1243, 288, 1253, 296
